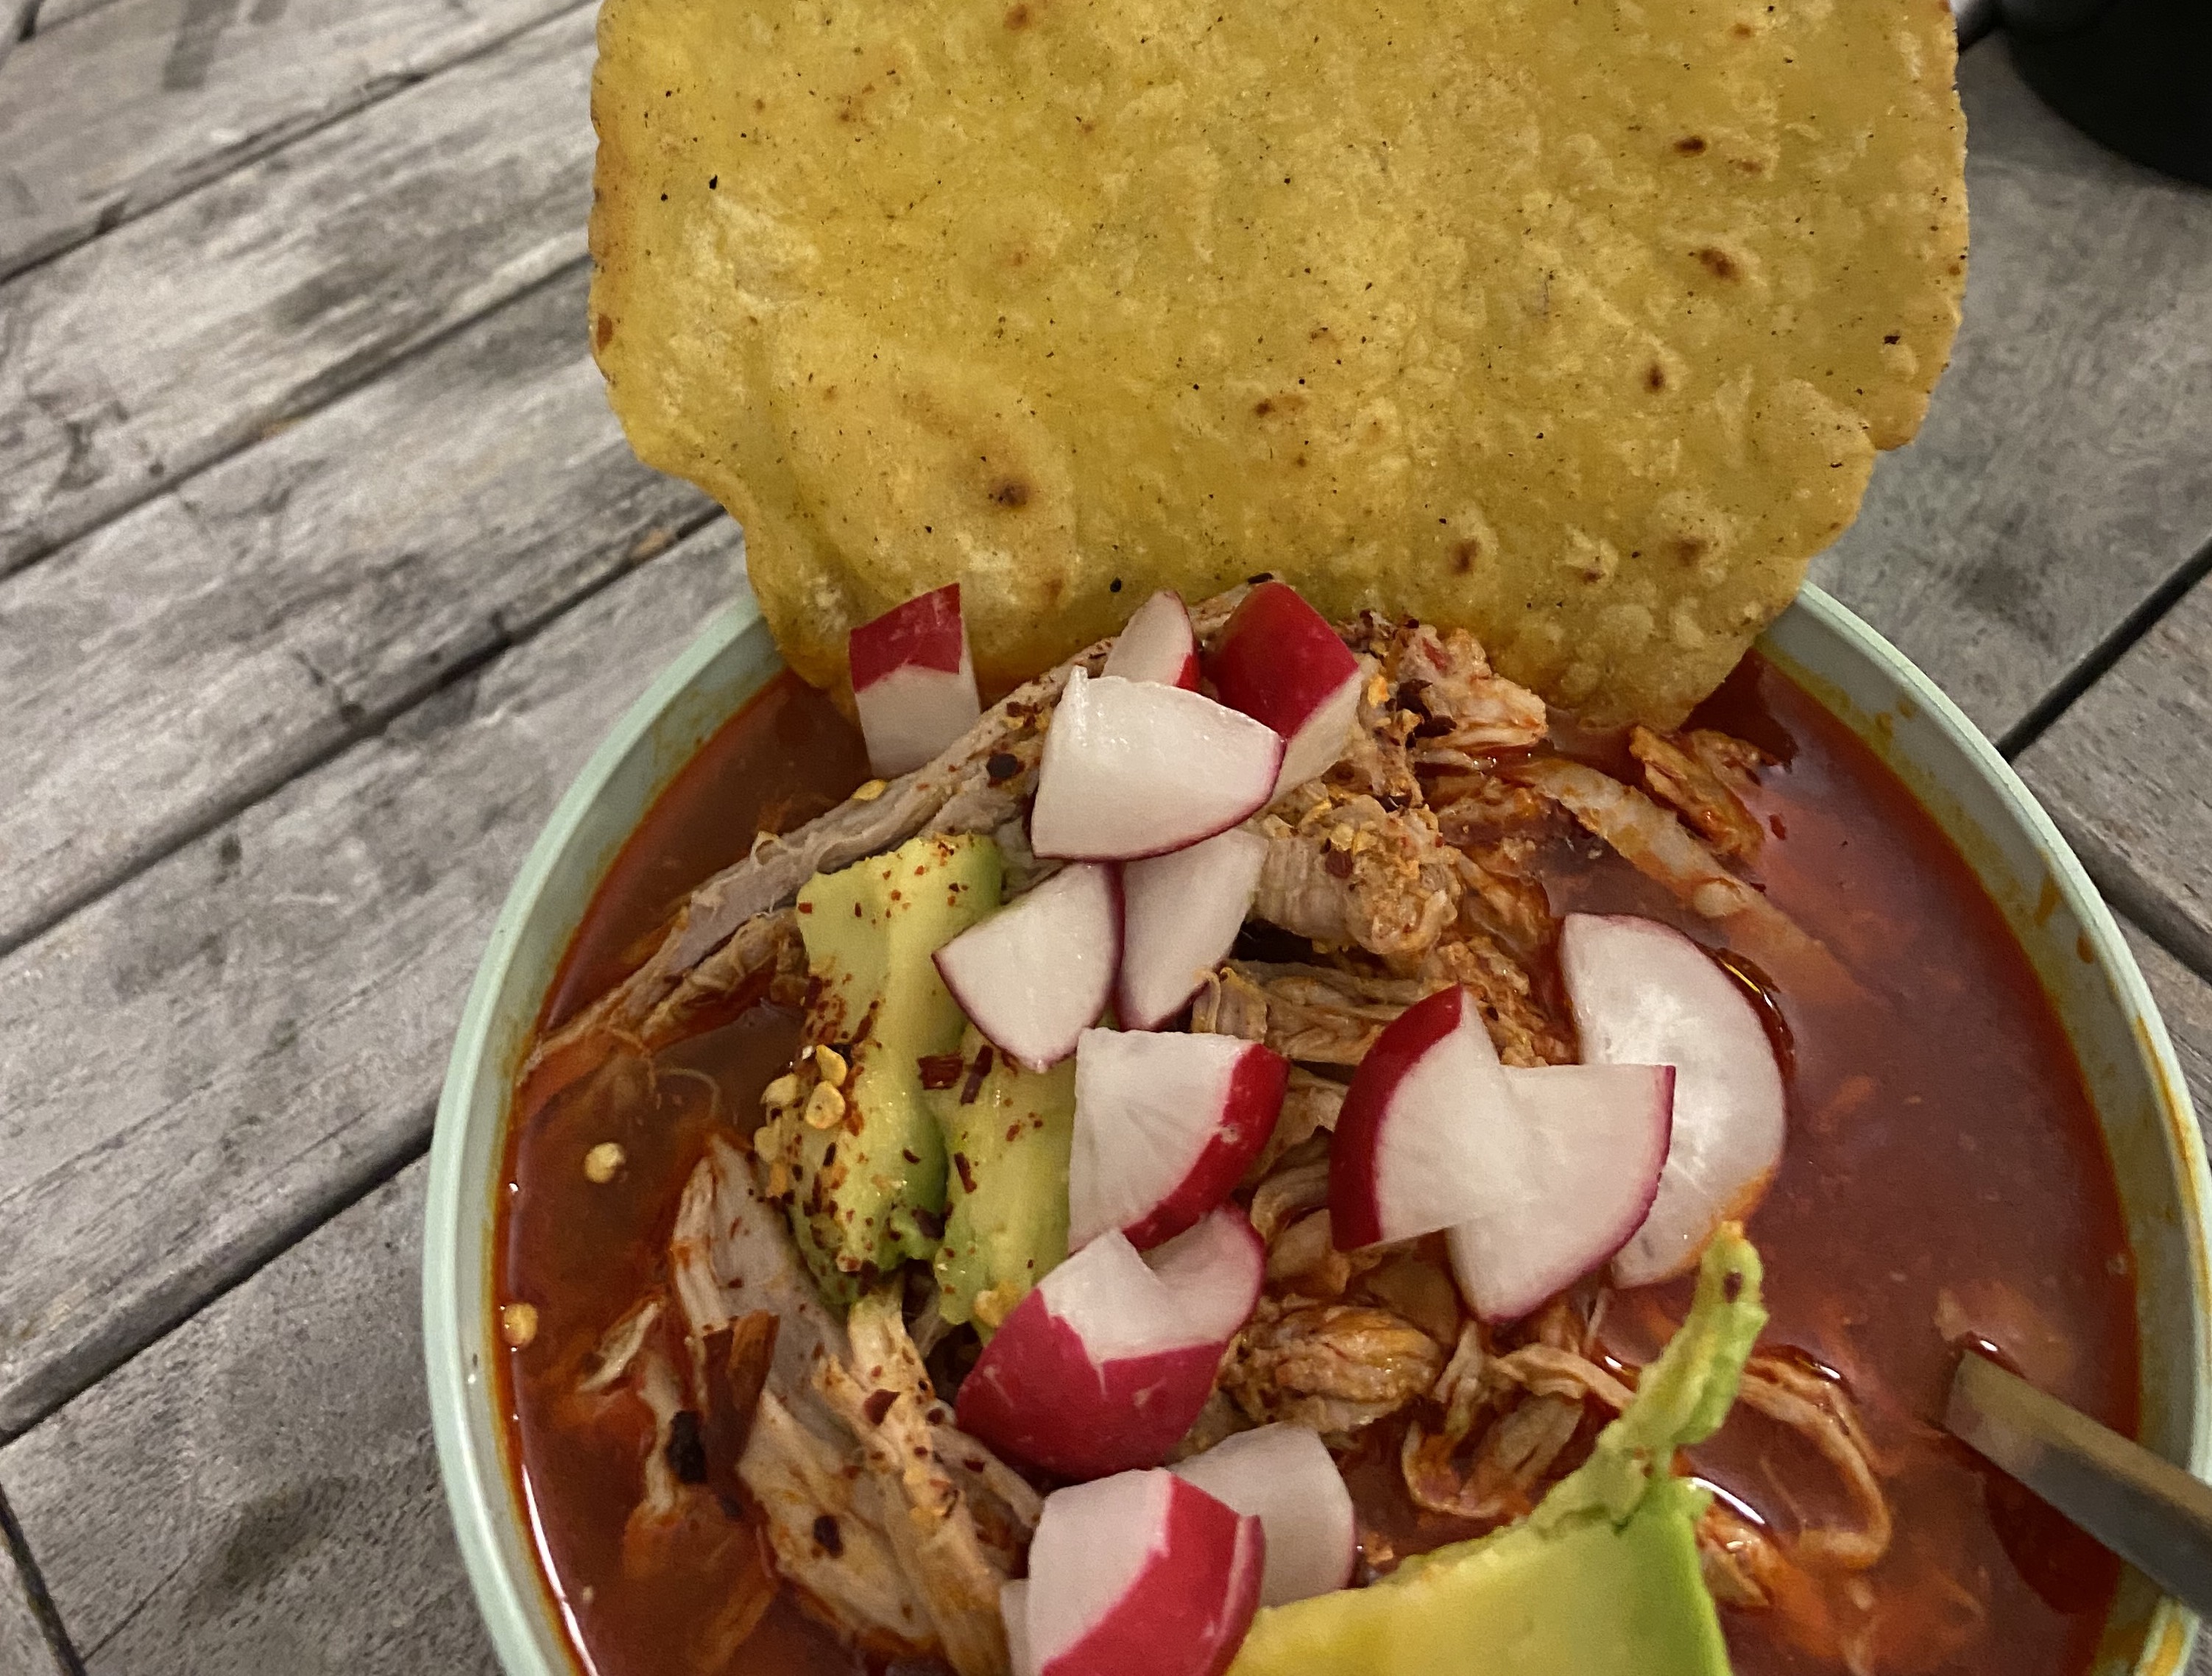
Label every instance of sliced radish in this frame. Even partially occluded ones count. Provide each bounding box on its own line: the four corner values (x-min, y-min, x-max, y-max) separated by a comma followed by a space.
1560, 913, 1787, 1288
1328, 985, 1516, 1248
1070, 1030, 1287, 1249
1022, 1470, 1263, 1676
1117, 828, 1269, 1030
1102, 590, 1200, 689
1204, 581, 1363, 797
955, 1214, 1261, 1479
849, 584, 983, 777
934, 863, 1120, 1071
1444, 1063, 1675, 1321
1172, 1424, 1355, 1606
1143, 1203, 1266, 1340
1029, 671, 1284, 861
1003, 1580, 1037, 1676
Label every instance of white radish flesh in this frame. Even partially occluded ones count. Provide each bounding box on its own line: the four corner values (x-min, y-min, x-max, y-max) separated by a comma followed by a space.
848, 584, 982, 777
1117, 828, 1269, 1030
1173, 1424, 1356, 1606
1070, 1030, 1287, 1249
1142, 1204, 1265, 1342
1444, 1062, 1675, 1320
1026, 1471, 1263, 1676
1029, 671, 1284, 861
1102, 590, 1200, 688
953, 1219, 1259, 1479
1327, 985, 1516, 1248
934, 863, 1120, 1070
1559, 912, 1787, 1287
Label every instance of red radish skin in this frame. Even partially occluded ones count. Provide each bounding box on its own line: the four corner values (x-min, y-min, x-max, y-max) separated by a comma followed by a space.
1102, 590, 1201, 689
1070, 1030, 1287, 1250
1172, 1424, 1356, 1606
955, 1218, 1261, 1479
1328, 985, 1515, 1248
1560, 913, 1788, 1287
848, 584, 982, 777
933, 863, 1120, 1070
1023, 1471, 1264, 1676
1030, 671, 1285, 861
848, 582, 966, 684
1117, 827, 1269, 1030
1204, 581, 1364, 795
1443, 1062, 1675, 1321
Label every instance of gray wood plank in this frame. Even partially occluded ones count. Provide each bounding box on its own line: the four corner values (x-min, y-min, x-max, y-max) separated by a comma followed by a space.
0, 520, 741, 1438
2020, 574, 2212, 979
15, 0, 121, 43
0, 1524, 66, 1676
0, 1, 596, 576
0, 1158, 499, 1675
0, 262, 713, 957
1809, 38, 2212, 740
0, 0, 578, 283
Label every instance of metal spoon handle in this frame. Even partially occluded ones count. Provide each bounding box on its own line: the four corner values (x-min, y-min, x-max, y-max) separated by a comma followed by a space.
1947, 1350, 2212, 1615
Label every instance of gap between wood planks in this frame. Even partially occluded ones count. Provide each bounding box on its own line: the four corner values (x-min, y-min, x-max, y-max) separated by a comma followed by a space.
0, 1482, 86, 1675
1997, 534, 2212, 991
0, 0, 597, 286
0, 1114, 434, 1455
0, 254, 725, 971
0, 0, 609, 579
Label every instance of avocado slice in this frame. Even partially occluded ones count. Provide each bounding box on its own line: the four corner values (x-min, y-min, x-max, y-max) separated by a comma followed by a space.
785, 832, 1003, 1305
926, 1026, 1076, 1335
1228, 1228, 1767, 1676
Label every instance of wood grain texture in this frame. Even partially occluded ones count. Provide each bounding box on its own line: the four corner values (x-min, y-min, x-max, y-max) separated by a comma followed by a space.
0, 263, 712, 956
1810, 39, 2212, 738
0, 521, 741, 1438
0, 1, 596, 576
0, 1529, 65, 1676
2021, 575, 2212, 980
0, 0, 579, 283
0, 1159, 500, 1675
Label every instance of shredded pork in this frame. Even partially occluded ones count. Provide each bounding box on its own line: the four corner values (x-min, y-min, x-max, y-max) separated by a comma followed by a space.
540, 590, 1912, 1671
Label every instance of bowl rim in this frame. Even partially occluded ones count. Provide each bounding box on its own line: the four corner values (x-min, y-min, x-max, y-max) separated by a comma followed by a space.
423, 582, 2210, 1676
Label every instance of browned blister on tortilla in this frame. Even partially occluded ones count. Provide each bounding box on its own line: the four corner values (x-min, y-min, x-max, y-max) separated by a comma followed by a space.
589, 0, 1965, 726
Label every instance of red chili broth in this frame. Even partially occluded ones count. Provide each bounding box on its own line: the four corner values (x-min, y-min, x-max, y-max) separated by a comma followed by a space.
495, 655, 2138, 1676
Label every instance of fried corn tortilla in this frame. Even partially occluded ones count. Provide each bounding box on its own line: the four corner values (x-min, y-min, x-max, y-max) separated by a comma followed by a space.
589, 0, 1965, 726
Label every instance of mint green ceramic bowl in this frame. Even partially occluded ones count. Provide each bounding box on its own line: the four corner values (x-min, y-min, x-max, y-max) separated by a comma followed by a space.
425, 584, 2211, 1676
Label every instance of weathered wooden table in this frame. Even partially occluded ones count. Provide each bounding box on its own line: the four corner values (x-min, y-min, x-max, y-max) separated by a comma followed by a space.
1, 7, 2208, 1671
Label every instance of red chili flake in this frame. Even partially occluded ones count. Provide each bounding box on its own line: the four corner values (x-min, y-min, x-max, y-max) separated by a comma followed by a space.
953, 1153, 978, 1193
917, 1052, 966, 1090
959, 1044, 995, 1104
863, 1388, 898, 1426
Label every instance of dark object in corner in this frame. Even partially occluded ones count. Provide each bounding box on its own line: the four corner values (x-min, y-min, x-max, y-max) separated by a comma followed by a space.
1958, 0, 2212, 187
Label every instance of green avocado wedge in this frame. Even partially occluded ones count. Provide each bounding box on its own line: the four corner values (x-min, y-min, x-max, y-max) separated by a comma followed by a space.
782, 832, 1003, 1305
1228, 1228, 1766, 1676
927, 1025, 1076, 1337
